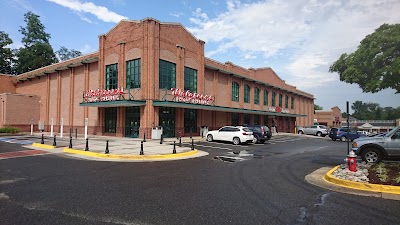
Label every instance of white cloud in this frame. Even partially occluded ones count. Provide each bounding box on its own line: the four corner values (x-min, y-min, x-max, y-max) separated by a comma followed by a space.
187, 0, 400, 94
79, 44, 94, 54
47, 0, 127, 23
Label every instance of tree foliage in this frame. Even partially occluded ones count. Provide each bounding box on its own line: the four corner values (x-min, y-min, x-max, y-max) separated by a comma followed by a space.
15, 12, 58, 74
314, 104, 323, 110
0, 31, 15, 74
329, 24, 400, 93
350, 101, 400, 120
56, 46, 82, 61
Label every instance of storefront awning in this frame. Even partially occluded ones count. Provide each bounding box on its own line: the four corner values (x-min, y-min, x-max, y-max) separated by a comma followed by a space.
80, 100, 146, 107
153, 101, 306, 117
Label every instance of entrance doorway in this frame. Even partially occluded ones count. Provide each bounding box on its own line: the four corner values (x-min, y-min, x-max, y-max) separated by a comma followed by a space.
125, 106, 140, 138
159, 107, 175, 138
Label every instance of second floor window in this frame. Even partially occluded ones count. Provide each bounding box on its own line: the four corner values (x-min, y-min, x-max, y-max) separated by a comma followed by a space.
105, 63, 118, 90
291, 97, 294, 109
159, 59, 176, 89
126, 59, 141, 89
254, 87, 259, 104
184, 67, 197, 92
263, 90, 268, 105
232, 82, 239, 101
285, 95, 289, 108
244, 84, 250, 103
272, 92, 276, 106
279, 94, 283, 107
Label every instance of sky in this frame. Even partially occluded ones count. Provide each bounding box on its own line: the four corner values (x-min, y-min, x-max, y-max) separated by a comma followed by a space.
1, 0, 399, 113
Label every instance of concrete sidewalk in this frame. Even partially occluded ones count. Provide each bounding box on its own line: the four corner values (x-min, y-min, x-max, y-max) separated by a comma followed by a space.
27, 132, 209, 162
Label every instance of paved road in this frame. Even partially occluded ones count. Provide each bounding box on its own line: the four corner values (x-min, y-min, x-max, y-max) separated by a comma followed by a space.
1, 135, 400, 225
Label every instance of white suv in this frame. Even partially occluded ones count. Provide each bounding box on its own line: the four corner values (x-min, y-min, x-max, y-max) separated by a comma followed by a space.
206, 126, 254, 145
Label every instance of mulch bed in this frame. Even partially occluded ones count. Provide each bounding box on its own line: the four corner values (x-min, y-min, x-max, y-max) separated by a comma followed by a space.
368, 162, 400, 186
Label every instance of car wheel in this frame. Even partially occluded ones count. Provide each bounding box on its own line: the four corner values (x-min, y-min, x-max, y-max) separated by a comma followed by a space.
316, 132, 322, 137
252, 136, 259, 144
331, 138, 336, 141
340, 136, 347, 142
207, 134, 213, 142
232, 137, 240, 145
361, 148, 382, 163
298, 131, 304, 134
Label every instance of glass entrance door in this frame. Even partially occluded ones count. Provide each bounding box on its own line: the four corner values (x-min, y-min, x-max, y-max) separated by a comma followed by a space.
159, 107, 175, 138
125, 106, 140, 138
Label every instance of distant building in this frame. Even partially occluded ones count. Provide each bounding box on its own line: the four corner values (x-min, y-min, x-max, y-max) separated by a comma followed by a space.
314, 106, 342, 127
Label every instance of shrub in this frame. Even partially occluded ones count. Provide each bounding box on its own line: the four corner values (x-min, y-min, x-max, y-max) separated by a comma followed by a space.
0, 127, 21, 133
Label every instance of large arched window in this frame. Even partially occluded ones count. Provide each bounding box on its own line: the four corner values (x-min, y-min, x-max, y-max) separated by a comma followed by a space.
244, 84, 250, 103
263, 89, 268, 105
232, 82, 239, 101
254, 87, 260, 104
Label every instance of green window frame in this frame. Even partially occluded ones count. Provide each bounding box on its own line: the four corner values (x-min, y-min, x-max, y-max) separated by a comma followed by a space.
244, 84, 250, 103
244, 114, 250, 125
254, 87, 260, 104
263, 90, 268, 105
104, 107, 117, 133
126, 59, 141, 89
291, 97, 294, 109
272, 92, 276, 106
105, 63, 118, 90
285, 95, 289, 108
232, 82, 239, 101
184, 109, 197, 133
184, 67, 197, 92
231, 113, 239, 126
159, 59, 176, 89
254, 115, 260, 125
279, 94, 283, 107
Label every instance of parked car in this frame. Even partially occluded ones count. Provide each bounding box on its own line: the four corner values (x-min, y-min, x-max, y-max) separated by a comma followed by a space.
329, 127, 366, 141
206, 126, 254, 145
244, 125, 272, 144
352, 126, 400, 163
297, 125, 328, 137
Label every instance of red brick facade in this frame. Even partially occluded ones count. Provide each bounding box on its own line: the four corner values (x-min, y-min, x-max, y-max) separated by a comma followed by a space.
1, 18, 314, 138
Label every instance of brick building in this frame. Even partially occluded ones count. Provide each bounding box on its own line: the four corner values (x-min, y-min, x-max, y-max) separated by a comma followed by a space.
314, 106, 342, 127
0, 18, 314, 138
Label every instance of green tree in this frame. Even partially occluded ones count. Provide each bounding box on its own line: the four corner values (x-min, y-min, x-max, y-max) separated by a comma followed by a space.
0, 31, 15, 74
314, 104, 323, 111
329, 24, 400, 93
56, 46, 82, 61
15, 12, 58, 74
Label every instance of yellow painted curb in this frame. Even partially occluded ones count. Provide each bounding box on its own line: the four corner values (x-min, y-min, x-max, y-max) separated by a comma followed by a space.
32, 143, 56, 149
63, 148, 199, 160
323, 165, 400, 195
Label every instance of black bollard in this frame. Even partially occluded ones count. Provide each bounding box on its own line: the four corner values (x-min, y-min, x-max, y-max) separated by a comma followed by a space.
191, 138, 194, 150
143, 133, 146, 142
160, 134, 163, 144
85, 138, 89, 151
140, 141, 144, 155
41, 134, 44, 144
105, 140, 109, 154
75, 128, 77, 139
179, 136, 182, 147
69, 136, 72, 149
173, 141, 176, 154
53, 135, 56, 147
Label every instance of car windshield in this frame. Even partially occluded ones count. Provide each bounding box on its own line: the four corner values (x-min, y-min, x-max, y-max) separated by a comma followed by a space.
320, 125, 327, 129
242, 127, 252, 132
384, 127, 400, 137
